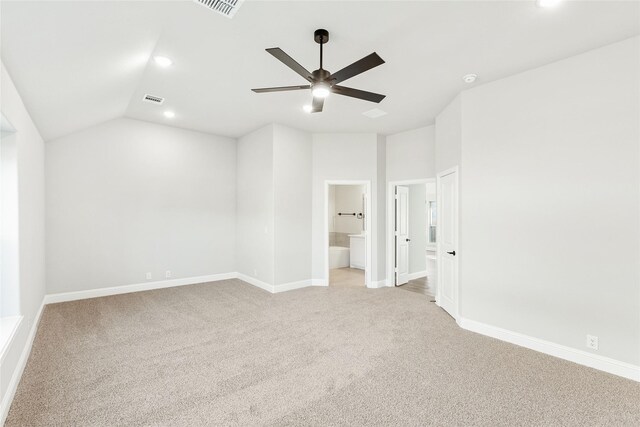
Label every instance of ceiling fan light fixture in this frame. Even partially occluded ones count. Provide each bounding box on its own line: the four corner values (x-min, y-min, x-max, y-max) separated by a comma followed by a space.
312, 82, 331, 98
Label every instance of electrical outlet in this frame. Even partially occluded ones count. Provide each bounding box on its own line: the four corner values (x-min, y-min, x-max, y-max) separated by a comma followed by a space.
165, 270, 172, 278
253, 269, 257, 277
586, 335, 599, 350
146, 272, 152, 280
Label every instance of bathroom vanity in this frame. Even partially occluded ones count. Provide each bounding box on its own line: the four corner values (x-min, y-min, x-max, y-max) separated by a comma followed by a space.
349, 234, 365, 269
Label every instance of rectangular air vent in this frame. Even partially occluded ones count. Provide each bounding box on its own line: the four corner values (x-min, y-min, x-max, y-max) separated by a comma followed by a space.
193, 0, 245, 18
362, 108, 387, 119
142, 94, 164, 105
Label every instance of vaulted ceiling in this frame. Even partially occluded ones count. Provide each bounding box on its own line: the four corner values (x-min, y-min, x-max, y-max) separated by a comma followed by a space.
2, 0, 638, 141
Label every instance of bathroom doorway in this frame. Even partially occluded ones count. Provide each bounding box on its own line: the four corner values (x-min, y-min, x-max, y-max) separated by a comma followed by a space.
387, 179, 437, 297
325, 181, 371, 287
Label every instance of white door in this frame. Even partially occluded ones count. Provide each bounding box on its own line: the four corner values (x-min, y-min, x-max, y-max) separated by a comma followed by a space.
437, 169, 458, 318
395, 186, 409, 285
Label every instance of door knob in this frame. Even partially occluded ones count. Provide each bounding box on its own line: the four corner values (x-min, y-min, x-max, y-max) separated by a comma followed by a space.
406, 238, 411, 242
447, 250, 456, 256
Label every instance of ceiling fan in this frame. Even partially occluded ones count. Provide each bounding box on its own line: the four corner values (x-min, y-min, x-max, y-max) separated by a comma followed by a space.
251, 29, 386, 113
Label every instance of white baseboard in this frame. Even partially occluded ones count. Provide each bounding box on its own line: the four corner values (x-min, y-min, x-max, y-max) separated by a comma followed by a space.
408, 271, 427, 281
368, 279, 389, 288
235, 275, 316, 294
235, 273, 274, 293
45, 272, 320, 305
310, 279, 392, 289
44, 272, 237, 304
458, 317, 640, 382
0, 299, 46, 426
273, 279, 312, 293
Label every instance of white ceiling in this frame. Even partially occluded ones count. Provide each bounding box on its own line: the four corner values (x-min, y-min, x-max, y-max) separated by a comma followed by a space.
1, 1, 638, 141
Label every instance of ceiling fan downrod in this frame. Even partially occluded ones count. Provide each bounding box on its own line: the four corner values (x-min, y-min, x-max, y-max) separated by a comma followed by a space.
314, 28, 329, 71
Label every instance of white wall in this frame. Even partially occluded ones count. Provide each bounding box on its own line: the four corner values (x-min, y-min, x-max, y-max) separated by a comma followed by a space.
311, 133, 384, 283
385, 126, 434, 285
434, 93, 462, 298
435, 95, 462, 174
407, 184, 427, 275
386, 126, 435, 182
333, 185, 365, 234
46, 118, 236, 293
376, 135, 386, 282
273, 124, 312, 286
458, 36, 640, 365
0, 62, 46, 418
237, 125, 273, 284
328, 185, 336, 233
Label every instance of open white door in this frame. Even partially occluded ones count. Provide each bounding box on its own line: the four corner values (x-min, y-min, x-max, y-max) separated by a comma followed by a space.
437, 168, 458, 318
395, 186, 409, 286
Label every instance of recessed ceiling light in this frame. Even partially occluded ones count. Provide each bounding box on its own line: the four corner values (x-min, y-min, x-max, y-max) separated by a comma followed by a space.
311, 82, 330, 98
163, 111, 175, 119
462, 74, 477, 83
302, 105, 313, 113
153, 56, 173, 67
536, 0, 561, 8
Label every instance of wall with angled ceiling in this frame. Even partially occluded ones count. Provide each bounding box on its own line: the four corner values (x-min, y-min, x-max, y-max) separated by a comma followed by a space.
46, 118, 237, 294
436, 36, 640, 371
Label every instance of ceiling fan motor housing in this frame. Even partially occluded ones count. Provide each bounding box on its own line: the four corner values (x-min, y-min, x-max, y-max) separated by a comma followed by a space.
312, 69, 331, 82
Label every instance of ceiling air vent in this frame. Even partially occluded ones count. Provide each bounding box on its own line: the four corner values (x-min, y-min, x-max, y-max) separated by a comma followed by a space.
142, 94, 165, 105
362, 108, 387, 119
193, 0, 245, 19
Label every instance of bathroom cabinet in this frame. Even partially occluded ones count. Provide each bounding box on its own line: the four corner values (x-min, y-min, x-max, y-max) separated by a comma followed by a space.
349, 234, 365, 270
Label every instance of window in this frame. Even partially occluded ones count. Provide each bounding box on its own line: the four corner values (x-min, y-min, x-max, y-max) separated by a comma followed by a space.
0, 112, 21, 358
428, 201, 437, 244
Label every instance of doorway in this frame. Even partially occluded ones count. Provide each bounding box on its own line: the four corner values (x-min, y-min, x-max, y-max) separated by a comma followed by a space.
387, 179, 437, 297
325, 181, 371, 287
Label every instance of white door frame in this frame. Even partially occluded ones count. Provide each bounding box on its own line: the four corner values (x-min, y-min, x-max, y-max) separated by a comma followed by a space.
324, 180, 372, 287
436, 166, 459, 318
386, 178, 435, 287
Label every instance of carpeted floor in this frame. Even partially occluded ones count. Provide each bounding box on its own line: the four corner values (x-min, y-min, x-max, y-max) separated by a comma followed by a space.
6, 279, 640, 426
329, 267, 364, 288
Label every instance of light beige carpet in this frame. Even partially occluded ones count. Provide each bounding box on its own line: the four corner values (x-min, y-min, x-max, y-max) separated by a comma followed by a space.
6, 279, 640, 426
329, 267, 365, 288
